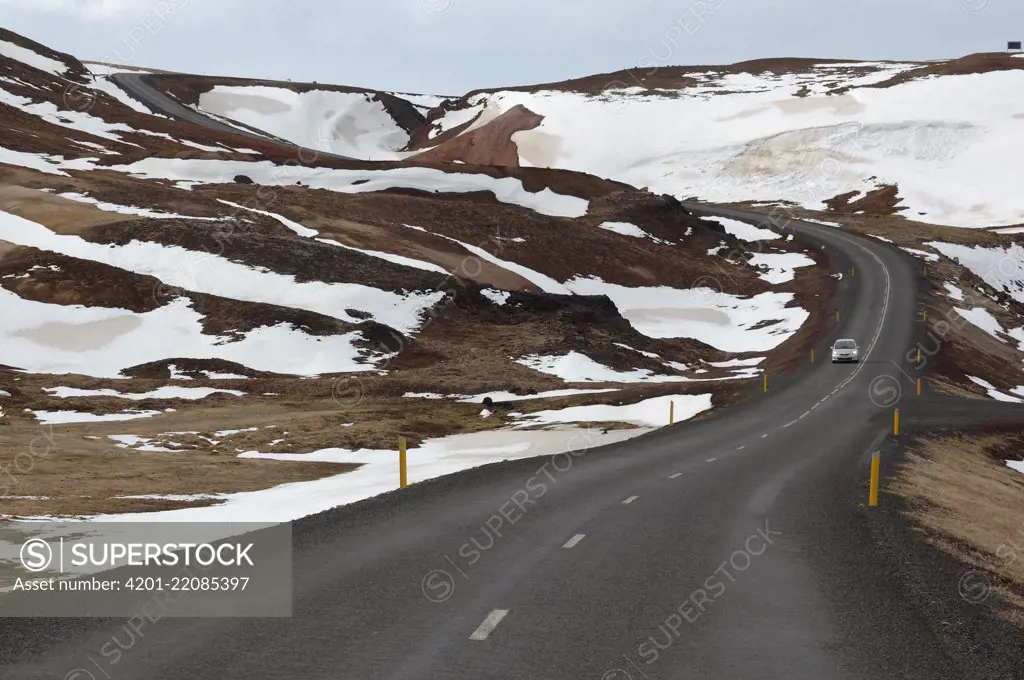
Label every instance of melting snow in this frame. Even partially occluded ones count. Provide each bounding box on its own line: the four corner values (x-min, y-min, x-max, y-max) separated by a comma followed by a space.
403, 388, 621, 402
901, 247, 940, 263
30, 409, 162, 424
317, 238, 449, 274
928, 242, 1024, 304
0, 288, 373, 378
715, 217, 779, 241
481, 289, 510, 305
597, 221, 666, 243
57, 192, 214, 219
43, 386, 245, 400
493, 69, 1024, 228
967, 376, 1023, 403
513, 392, 712, 428
952, 307, 1024, 352
0, 39, 67, 75
0, 89, 142, 145
217, 199, 318, 237
202, 371, 248, 380
108, 435, 180, 452
71, 426, 652, 522
197, 86, 412, 159
747, 252, 816, 284
516, 351, 692, 383
88, 76, 162, 116
0, 209, 445, 335
563, 276, 809, 352
114, 158, 590, 218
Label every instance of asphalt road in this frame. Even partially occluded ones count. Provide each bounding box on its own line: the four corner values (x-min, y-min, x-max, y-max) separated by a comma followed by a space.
6, 203, 998, 680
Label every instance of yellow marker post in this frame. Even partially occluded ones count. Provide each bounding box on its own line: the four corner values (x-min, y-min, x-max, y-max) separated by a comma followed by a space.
917, 348, 921, 364
923, 266, 928, 277
763, 374, 768, 393
917, 378, 921, 396
669, 401, 675, 425
869, 451, 880, 507
399, 436, 408, 489
851, 266, 856, 277
835, 310, 840, 323
811, 348, 815, 364
922, 310, 927, 322
893, 408, 900, 436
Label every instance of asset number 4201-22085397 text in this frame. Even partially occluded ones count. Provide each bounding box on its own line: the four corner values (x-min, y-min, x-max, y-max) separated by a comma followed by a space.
124, 576, 250, 591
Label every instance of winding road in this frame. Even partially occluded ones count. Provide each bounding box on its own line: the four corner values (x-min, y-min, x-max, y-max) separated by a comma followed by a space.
3, 78, 1023, 679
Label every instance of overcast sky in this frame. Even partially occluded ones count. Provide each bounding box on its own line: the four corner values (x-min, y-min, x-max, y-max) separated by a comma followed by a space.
0, 0, 1020, 93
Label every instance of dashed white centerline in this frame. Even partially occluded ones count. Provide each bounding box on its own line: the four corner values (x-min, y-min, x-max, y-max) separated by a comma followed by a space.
623, 496, 639, 504
706, 457, 718, 462
760, 434, 769, 439
737, 445, 746, 450
669, 472, 682, 479
469, 609, 509, 640
562, 534, 586, 549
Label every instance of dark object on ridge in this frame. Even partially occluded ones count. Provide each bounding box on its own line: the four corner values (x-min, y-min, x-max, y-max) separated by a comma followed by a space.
234, 174, 254, 184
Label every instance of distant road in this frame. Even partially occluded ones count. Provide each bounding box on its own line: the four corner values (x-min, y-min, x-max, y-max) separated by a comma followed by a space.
109, 72, 358, 161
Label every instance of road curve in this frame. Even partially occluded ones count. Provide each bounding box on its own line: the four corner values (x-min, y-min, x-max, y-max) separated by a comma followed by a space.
4, 203, 984, 680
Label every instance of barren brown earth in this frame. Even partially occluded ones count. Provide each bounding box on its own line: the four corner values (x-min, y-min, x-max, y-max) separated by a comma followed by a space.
409, 105, 542, 163
0, 363, 748, 516
853, 52, 1024, 90
889, 428, 1024, 625
460, 57, 884, 98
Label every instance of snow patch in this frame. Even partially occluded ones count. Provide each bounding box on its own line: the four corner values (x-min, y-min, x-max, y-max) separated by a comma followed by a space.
43, 386, 245, 400
928, 242, 1024, 304
30, 410, 162, 424
513, 392, 712, 428
114, 158, 588, 218
715, 217, 778, 241
0, 39, 67, 75
563, 276, 809, 352
967, 376, 1023, 403
198, 86, 412, 159
516, 351, 691, 383
481, 289, 510, 305
747, 252, 816, 284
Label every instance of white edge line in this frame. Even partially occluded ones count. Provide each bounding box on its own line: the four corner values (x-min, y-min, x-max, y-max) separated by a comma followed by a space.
469, 609, 509, 640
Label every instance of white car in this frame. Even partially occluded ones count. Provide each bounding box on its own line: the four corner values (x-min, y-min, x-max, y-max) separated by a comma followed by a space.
831, 338, 860, 363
